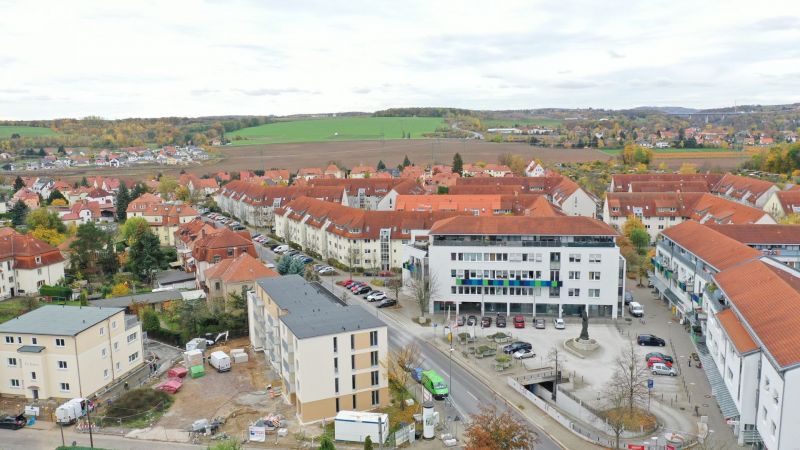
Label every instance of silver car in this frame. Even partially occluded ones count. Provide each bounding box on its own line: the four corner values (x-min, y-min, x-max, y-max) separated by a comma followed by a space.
651, 362, 677, 376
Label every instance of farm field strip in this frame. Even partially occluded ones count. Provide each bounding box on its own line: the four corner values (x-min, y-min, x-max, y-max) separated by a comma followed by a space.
226, 116, 443, 145
0, 125, 58, 138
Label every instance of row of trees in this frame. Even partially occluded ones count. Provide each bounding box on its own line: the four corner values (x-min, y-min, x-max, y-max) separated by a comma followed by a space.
744, 141, 800, 175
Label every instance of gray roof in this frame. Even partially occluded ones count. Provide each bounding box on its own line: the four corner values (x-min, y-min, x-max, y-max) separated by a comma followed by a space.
156, 270, 196, 285
256, 275, 385, 339
0, 305, 124, 336
90, 290, 185, 308
18, 345, 45, 353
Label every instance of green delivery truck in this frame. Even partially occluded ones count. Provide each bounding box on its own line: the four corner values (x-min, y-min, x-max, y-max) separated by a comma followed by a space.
421, 370, 449, 400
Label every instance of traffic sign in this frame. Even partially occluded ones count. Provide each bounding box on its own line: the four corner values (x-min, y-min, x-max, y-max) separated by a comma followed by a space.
647, 379, 654, 389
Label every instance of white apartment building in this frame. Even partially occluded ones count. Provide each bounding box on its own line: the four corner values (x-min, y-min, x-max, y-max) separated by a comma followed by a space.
706, 224, 800, 269
247, 276, 388, 424
275, 196, 456, 271
702, 257, 800, 448
0, 306, 144, 400
405, 216, 625, 318
0, 228, 66, 299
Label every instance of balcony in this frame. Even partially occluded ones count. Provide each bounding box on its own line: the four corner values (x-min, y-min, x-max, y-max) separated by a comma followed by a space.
124, 315, 140, 331
456, 278, 561, 288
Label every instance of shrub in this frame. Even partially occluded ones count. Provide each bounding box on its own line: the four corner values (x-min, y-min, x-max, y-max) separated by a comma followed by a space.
104, 388, 171, 423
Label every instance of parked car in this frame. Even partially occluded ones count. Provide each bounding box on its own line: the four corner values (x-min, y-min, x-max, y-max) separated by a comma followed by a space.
342, 279, 356, 288
512, 348, 536, 359
503, 341, 532, 354
467, 315, 477, 326
624, 291, 633, 305
496, 314, 507, 328
273, 245, 289, 253
318, 266, 336, 275
378, 270, 394, 277
366, 291, 386, 302
513, 315, 525, 328
651, 363, 677, 376
534, 318, 546, 329
480, 316, 492, 328
553, 318, 565, 330
645, 352, 674, 364
457, 316, 465, 327
354, 285, 372, 295
265, 263, 276, 269
647, 356, 673, 368
377, 298, 397, 308
637, 334, 666, 347
0, 414, 25, 430
350, 283, 366, 292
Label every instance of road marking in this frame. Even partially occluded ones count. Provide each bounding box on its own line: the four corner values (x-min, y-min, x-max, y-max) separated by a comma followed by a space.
467, 391, 478, 402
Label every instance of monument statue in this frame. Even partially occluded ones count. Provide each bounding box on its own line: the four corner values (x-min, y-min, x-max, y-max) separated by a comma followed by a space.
579, 308, 590, 340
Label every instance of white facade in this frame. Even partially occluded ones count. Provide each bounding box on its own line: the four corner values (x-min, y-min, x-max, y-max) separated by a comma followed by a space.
412, 229, 624, 318
558, 188, 597, 218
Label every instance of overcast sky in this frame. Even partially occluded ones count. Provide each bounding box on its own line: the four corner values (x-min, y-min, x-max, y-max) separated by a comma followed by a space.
1, 0, 799, 119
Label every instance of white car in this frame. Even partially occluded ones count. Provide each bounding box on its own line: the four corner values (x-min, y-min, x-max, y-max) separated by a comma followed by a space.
318, 266, 336, 274
513, 349, 536, 359
366, 291, 387, 302
651, 363, 677, 376
265, 263, 276, 269
273, 245, 289, 253
553, 318, 565, 330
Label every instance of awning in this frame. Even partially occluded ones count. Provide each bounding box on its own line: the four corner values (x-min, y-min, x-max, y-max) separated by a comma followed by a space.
169, 261, 182, 268
650, 276, 667, 293
663, 288, 684, 312
696, 343, 740, 420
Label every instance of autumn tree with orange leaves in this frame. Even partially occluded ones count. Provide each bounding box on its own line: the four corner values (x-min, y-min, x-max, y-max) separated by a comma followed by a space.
464, 404, 537, 450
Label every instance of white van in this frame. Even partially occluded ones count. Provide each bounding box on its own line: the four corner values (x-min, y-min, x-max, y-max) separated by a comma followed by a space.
209, 351, 232, 372
629, 301, 644, 317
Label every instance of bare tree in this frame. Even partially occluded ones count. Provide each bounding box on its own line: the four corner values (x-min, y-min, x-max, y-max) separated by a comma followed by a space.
546, 346, 566, 401
405, 270, 438, 317
383, 343, 422, 409
611, 340, 649, 413
602, 385, 628, 449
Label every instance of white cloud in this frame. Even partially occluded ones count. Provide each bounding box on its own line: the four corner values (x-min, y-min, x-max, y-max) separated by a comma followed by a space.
0, 0, 799, 119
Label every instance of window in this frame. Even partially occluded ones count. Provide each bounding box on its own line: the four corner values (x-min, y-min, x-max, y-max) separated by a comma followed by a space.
589, 272, 601, 280
334, 378, 339, 393
16, 336, 21, 343
333, 337, 338, 353
104, 369, 109, 379
7, 357, 17, 367
114, 342, 119, 351
128, 352, 139, 363
100, 326, 105, 336
112, 320, 117, 329
588, 289, 600, 298
352, 375, 356, 390
351, 355, 355, 370
4, 336, 13, 344
370, 351, 378, 367
569, 254, 581, 263
589, 254, 601, 263
116, 362, 121, 371
101, 348, 107, 358
727, 368, 733, 380
127, 332, 137, 343
30, 372, 36, 380
568, 271, 580, 280
350, 334, 355, 350
771, 421, 777, 436
761, 406, 767, 421
335, 398, 340, 413
352, 394, 357, 409
334, 357, 338, 373
10, 379, 20, 388
60, 382, 70, 392
371, 370, 379, 386
369, 331, 378, 346
55, 338, 65, 347
568, 288, 580, 297
372, 390, 380, 406
227, 247, 234, 257
31, 337, 37, 345
57, 360, 67, 369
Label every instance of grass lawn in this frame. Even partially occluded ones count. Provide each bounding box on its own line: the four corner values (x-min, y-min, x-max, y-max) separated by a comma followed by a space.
0, 125, 58, 138
0, 298, 43, 324
482, 118, 562, 128
226, 117, 443, 145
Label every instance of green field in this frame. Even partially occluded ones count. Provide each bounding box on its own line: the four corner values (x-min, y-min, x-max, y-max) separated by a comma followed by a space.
483, 118, 562, 129
600, 147, 736, 156
0, 125, 58, 138
226, 117, 444, 145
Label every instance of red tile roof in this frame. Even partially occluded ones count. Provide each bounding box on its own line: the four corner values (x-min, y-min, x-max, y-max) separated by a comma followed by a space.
628, 180, 710, 193
610, 173, 723, 192
706, 224, 800, 245
204, 253, 278, 283
395, 194, 562, 217
661, 221, 761, 271
714, 259, 800, 368
715, 308, 759, 355
711, 174, 776, 205
605, 192, 771, 224
429, 215, 617, 236
0, 228, 65, 269
191, 228, 256, 263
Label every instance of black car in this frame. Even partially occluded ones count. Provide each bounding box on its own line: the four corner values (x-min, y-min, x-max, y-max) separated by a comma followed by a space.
496, 314, 507, 328
637, 334, 666, 347
467, 315, 477, 326
480, 316, 492, 328
354, 285, 372, 295
503, 341, 532, 354
0, 414, 25, 430
377, 298, 397, 308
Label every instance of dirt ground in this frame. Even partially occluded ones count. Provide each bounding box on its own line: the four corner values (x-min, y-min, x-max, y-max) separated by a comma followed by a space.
155, 337, 298, 444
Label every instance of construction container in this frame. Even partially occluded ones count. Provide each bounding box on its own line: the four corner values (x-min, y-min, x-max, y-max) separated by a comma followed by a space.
190, 364, 205, 379
183, 349, 203, 367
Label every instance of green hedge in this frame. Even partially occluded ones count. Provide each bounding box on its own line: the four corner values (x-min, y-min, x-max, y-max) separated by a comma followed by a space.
39, 285, 73, 300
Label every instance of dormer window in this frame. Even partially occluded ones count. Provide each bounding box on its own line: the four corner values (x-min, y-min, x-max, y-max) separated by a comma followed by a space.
35, 256, 42, 264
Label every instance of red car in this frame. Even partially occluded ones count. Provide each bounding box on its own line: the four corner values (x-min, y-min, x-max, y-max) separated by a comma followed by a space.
378, 270, 394, 277
341, 279, 355, 287
647, 356, 673, 368
513, 315, 525, 328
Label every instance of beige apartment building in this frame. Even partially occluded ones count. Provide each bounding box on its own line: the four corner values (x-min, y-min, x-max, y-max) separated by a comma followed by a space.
247, 275, 389, 424
0, 306, 144, 401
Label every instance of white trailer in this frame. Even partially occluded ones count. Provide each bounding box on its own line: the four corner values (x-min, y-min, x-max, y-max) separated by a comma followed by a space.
209, 351, 231, 372
334, 410, 389, 443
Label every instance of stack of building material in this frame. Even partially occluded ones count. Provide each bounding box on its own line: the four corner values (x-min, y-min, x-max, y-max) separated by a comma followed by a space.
183, 349, 203, 367
168, 367, 189, 378
157, 378, 183, 394
231, 348, 248, 363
